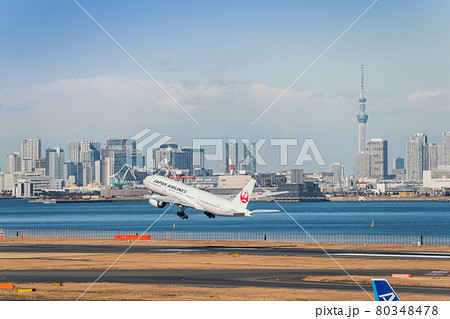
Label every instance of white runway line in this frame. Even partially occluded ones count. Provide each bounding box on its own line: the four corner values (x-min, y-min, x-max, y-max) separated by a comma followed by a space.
332, 253, 450, 259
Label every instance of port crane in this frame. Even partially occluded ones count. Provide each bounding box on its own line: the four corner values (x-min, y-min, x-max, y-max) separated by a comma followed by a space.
109, 164, 136, 188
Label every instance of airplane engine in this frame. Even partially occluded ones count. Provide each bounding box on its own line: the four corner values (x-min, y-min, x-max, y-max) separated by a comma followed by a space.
149, 199, 166, 208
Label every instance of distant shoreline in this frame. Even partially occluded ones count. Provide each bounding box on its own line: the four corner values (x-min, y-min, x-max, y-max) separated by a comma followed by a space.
0, 196, 14, 200
29, 197, 147, 204
329, 196, 450, 202
1, 195, 447, 203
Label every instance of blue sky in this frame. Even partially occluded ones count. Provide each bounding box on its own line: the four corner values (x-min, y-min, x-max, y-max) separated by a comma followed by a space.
1, 0, 449, 172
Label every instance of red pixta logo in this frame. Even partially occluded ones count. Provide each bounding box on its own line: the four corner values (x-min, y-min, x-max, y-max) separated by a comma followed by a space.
240, 190, 249, 203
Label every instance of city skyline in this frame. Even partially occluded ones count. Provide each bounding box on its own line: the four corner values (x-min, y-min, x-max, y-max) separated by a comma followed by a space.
1, 0, 449, 172
4, 129, 450, 177
3, 130, 450, 199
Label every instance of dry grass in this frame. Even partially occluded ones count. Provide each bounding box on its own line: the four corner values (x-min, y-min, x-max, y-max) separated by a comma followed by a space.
0, 282, 448, 301
1, 251, 450, 272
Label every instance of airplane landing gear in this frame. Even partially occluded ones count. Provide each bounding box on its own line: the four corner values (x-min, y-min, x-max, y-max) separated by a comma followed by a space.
204, 212, 215, 219
176, 205, 188, 220
177, 211, 188, 219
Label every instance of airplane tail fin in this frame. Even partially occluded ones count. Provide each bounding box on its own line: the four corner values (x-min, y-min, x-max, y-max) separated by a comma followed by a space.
232, 179, 256, 209
372, 278, 401, 301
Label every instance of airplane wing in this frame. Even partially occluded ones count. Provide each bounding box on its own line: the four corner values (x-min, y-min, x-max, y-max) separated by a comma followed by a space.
252, 191, 289, 199
220, 191, 289, 200
145, 194, 194, 209
226, 208, 279, 217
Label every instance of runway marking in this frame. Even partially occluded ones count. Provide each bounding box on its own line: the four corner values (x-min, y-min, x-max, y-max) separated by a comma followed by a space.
425, 271, 450, 276
410, 252, 450, 255
155, 249, 202, 252
332, 253, 450, 259
219, 247, 261, 250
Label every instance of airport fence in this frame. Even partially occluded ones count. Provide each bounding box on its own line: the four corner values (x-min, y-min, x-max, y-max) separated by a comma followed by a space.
2, 229, 450, 246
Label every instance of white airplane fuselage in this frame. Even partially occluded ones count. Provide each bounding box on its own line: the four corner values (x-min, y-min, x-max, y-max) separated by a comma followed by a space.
143, 175, 253, 217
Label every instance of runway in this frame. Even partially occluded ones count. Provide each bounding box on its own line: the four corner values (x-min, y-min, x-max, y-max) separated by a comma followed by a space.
1, 243, 449, 260
1, 243, 449, 298
1, 268, 449, 296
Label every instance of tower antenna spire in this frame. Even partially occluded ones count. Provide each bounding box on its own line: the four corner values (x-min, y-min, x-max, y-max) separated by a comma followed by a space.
361, 64, 364, 93
357, 65, 368, 153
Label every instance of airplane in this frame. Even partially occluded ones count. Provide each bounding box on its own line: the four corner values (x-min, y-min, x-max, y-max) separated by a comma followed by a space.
372, 278, 401, 301
143, 174, 279, 219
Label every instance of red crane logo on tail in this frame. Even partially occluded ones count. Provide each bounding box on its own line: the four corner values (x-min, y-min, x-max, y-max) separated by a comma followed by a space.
240, 190, 249, 204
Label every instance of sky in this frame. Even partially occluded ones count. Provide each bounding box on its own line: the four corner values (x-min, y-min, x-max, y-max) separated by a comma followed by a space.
1, 0, 449, 173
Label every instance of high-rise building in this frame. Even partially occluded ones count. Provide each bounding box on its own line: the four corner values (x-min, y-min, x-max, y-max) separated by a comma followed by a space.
172, 150, 193, 174
286, 169, 304, 184
120, 139, 144, 168
330, 162, 344, 184
393, 157, 404, 170
103, 138, 143, 174
106, 139, 126, 151
406, 133, 427, 182
242, 141, 257, 174
45, 148, 65, 179
425, 143, 440, 170
64, 162, 83, 186
126, 149, 144, 168
150, 145, 204, 175
80, 140, 101, 163
438, 144, 445, 166
442, 132, 450, 165
77, 141, 101, 184
225, 141, 239, 173
100, 157, 114, 186
83, 163, 93, 186
6, 152, 21, 173
190, 148, 205, 170
68, 141, 81, 163
354, 153, 370, 179
152, 143, 179, 171
21, 139, 41, 172
180, 147, 205, 175
392, 157, 406, 180
365, 138, 388, 180
94, 160, 102, 184
34, 158, 46, 170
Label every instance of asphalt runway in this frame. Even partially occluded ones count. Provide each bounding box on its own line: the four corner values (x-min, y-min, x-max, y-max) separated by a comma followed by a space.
1, 243, 450, 260
1, 268, 449, 296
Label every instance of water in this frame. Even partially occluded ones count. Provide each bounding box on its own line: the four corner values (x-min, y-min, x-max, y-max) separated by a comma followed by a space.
0, 199, 449, 236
